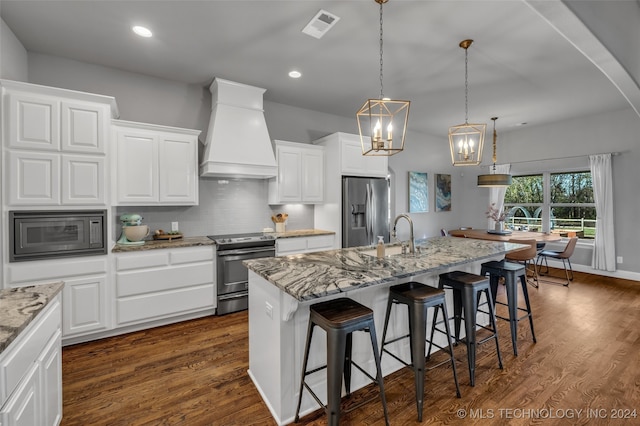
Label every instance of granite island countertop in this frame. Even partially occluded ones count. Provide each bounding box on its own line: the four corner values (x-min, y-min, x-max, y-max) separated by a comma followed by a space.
0, 281, 64, 354
244, 236, 525, 301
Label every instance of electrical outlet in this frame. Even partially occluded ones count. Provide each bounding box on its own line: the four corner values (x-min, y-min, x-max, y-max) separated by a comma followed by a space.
617, 256, 623, 264
265, 302, 273, 319
171, 222, 179, 232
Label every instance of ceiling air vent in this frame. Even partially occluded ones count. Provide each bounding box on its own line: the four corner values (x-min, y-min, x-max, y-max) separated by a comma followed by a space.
302, 9, 340, 39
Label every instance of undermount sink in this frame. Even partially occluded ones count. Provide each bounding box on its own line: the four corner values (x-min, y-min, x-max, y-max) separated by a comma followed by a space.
360, 245, 405, 258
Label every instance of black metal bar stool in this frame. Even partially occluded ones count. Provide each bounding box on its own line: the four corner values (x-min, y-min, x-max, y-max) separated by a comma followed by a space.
481, 260, 536, 356
437, 271, 503, 386
380, 282, 461, 422
294, 297, 389, 426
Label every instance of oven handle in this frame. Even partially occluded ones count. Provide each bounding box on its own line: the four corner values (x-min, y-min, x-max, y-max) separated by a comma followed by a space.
218, 291, 249, 301
217, 246, 275, 256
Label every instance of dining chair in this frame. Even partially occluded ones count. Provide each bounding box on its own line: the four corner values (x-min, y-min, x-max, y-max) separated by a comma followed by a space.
536, 237, 578, 286
504, 239, 539, 288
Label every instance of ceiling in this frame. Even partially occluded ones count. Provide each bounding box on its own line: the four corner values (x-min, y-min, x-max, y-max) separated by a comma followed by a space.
1, 0, 634, 137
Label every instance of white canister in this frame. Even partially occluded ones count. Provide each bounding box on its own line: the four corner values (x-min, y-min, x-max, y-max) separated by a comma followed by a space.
275, 222, 286, 233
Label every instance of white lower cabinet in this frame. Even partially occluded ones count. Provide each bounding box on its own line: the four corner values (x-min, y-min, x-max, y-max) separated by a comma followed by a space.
275, 234, 335, 256
6, 257, 110, 342
115, 246, 215, 326
0, 295, 62, 426
62, 275, 108, 336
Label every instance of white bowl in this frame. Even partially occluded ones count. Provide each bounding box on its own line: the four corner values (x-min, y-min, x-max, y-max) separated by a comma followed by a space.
123, 225, 150, 242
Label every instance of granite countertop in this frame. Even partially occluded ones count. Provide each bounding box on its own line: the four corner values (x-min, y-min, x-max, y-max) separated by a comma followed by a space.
0, 281, 64, 354
268, 229, 335, 239
111, 236, 215, 253
111, 230, 334, 252
244, 236, 525, 302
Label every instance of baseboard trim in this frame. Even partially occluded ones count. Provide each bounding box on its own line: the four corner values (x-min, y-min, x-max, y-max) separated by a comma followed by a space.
542, 258, 640, 282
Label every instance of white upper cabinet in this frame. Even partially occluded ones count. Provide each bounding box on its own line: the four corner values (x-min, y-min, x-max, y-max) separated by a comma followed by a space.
313, 132, 388, 178
112, 120, 200, 206
1, 80, 117, 207
159, 133, 198, 203
60, 101, 109, 154
268, 140, 324, 204
7, 92, 60, 151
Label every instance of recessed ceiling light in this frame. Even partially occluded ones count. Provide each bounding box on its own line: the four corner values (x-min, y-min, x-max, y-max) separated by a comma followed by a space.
132, 26, 152, 38
288, 70, 302, 79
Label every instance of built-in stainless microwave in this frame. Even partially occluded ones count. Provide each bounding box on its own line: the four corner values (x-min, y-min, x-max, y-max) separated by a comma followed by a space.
9, 210, 107, 262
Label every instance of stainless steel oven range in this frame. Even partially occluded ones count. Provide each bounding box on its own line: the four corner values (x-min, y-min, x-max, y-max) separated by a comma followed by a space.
208, 233, 275, 315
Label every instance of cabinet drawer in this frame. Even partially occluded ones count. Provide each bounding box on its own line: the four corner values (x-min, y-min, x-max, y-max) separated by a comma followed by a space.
116, 284, 215, 325
276, 238, 308, 255
0, 298, 60, 407
116, 263, 214, 297
170, 247, 213, 265
307, 235, 334, 251
116, 252, 170, 271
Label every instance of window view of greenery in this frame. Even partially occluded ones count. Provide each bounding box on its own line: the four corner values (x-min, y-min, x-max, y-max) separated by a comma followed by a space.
504, 171, 596, 239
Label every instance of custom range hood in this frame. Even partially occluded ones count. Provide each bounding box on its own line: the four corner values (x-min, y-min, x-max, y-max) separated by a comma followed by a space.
200, 78, 277, 179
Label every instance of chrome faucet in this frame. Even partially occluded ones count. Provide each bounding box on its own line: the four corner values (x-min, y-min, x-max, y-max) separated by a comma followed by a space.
392, 213, 415, 254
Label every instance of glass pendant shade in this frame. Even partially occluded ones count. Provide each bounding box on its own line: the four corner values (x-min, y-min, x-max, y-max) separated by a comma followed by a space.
448, 123, 486, 165
357, 98, 410, 156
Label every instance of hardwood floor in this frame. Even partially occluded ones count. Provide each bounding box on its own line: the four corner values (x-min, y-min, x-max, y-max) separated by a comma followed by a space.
61, 269, 640, 425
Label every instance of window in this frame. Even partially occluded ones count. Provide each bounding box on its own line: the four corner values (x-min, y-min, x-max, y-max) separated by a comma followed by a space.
504, 171, 596, 240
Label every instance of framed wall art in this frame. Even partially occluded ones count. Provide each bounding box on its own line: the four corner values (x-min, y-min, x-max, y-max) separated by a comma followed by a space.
435, 173, 452, 212
408, 171, 429, 213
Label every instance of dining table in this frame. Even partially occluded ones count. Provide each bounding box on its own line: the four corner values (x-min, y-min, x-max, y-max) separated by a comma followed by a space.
448, 228, 562, 243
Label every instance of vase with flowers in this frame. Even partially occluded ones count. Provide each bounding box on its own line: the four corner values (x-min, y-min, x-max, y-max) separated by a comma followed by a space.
486, 203, 507, 232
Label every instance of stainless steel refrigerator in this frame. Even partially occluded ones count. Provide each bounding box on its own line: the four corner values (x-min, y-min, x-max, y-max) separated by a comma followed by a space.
342, 176, 390, 248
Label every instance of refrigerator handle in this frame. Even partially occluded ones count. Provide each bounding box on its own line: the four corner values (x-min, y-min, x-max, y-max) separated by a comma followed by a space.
365, 183, 371, 244
369, 183, 376, 243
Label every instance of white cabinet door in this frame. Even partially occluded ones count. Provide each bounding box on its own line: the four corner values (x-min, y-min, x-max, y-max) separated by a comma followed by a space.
62, 276, 108, 336
302, 149, 324, 202
159, 133, 198, 204
113, 121, 199, 205
38, 332, 62, 426
341, 136, 388, 177
61, 101, 108, 154
7, 151, 60, 205
0, 364, 40, 426
7, 93, 60, 151
61, 155, 105, 205
269, 141, 324, 204
276, 146, 302, 202
115, 129, 159, 204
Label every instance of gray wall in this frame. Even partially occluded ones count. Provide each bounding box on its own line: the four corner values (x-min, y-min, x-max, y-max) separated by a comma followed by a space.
0, 18, 28, 81
3, 26, 640, 278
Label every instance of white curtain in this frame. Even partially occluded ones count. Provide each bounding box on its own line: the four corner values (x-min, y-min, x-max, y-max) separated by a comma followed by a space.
487, 163, 511, 229
589, 154, 616, 271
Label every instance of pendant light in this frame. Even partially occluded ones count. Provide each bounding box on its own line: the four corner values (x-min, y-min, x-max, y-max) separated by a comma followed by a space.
357, 0, 410, 156
477, 117, 512, 187
448, 39, 485, 166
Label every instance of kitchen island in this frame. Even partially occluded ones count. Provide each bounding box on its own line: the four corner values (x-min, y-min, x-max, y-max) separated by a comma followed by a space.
244, 236, 525, 425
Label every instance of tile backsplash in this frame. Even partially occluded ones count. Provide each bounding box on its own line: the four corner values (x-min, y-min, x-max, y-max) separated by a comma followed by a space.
114, 178, 314, 239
